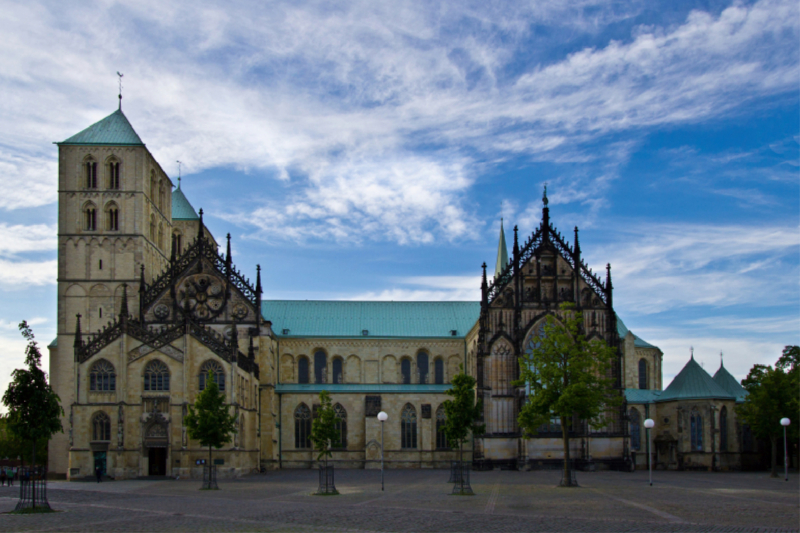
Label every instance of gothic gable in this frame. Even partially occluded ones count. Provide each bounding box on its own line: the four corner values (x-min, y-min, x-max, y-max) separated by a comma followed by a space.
140, 221, 261, 325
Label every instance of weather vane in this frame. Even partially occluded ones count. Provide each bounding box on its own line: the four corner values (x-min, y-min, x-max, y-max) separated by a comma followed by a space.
176, 161, 182, 186
117, 72, 124, 109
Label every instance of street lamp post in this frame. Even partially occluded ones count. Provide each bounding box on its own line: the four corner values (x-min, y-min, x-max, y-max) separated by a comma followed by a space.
644, 418, 655, 486
781, 418, 791, 482
378, 411, 388, 491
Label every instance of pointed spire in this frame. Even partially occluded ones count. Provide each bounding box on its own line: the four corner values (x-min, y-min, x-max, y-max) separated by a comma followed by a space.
226, 233, 232, 266
541, 185, 550, 241
197, 208, 204, 241
542, 184, 548, 206
481, 262, 488, 304
119, 283, 129, 320
690, 346, 694, 360
495, 219, 509, 278
513, 225, 519, 259
606, 263, 612, 288
139, 264, 146, 322
720, 351, 724, 368
573, 226, 581, 255
255, 264, 262, 296
73, 314, 83, 348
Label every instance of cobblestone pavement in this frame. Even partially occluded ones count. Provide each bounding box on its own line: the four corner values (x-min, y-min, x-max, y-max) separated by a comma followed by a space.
0, 469, 797, 532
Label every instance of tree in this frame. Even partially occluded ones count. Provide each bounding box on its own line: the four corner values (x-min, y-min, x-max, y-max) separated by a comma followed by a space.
737, 346, 798, 477
310, 390, 340, 471
515, 303, 620, 487
443, 368, 485, 471
183, 380, 237, 485
0, 415, 48, 467
2, 322, 63, 470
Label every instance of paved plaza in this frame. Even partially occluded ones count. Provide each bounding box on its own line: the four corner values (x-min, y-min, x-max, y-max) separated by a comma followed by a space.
1, 469, 797, 532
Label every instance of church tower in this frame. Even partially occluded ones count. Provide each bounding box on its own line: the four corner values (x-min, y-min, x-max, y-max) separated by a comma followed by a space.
49, 104, 174, 475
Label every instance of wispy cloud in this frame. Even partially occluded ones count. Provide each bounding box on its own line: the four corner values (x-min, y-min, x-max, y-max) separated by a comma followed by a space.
348, 275, 480, 301
593, 222, 800, 314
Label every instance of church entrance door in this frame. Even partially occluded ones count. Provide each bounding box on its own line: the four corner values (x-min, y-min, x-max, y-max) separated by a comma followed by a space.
148, 448, 167, 476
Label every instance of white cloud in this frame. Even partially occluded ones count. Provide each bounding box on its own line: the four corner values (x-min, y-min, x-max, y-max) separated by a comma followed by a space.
0, 259, 57, 287
592, 223, 800, 314
348, 274, 480, 301
0, 0, 795, 242
0, 224, 57, 257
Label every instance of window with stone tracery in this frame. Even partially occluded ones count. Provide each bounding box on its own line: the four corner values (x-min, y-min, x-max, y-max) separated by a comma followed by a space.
90, 359, 116, 391
401, 403, 417, 449
294, 403, 311, 448
199, 360, 225, 392
92, 412, 111, 441
690, 409, 703, 451
144, 360, 170, 391
333, 403, 347, 448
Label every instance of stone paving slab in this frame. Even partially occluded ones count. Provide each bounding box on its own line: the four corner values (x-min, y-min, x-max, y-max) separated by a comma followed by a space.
0, 470, 797, 532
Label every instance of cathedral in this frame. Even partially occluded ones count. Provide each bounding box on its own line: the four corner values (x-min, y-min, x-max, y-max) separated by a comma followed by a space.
47, 103, 756, 480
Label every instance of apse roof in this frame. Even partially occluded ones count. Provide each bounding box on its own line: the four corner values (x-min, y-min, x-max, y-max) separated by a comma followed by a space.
58, 108, 145, 146
625, 389, 662, 403
656, 356, 735, 403
712, 363, 748, 403
172, 182, 199, 220
262, 300, 481, 338
616, 316, 657, 348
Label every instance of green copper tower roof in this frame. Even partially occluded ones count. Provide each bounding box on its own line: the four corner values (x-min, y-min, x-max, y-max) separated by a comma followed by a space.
59, 108, 145, 146
656, 356, 735, 403
495, 220, 509, 278
262, 300, 481, 338
713, 362, 747, 403
172, 180, 199, 220
616, 316, 657, 348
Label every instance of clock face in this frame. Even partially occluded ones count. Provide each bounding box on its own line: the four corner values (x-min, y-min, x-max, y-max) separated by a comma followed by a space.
177, 274, 227, 321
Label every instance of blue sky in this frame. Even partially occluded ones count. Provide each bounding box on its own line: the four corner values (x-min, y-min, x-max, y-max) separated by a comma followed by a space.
0, 0, 798, 399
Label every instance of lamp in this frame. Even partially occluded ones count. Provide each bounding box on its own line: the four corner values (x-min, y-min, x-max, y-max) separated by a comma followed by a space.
378, 411, 388, 491
781, 418, 791, 482
644, 418, 655, 486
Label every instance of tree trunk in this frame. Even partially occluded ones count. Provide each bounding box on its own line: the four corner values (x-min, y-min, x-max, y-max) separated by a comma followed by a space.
460, 441, 464, 493
770, 436, 778, 478
561, 416, 572, 487
32, 440, 36, 509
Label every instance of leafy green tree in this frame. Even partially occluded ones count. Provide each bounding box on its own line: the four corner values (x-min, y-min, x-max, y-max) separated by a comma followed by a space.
1, 322, 63, 470
310, 390, 340, 471
737, 346, 798, 477
515, 303, 620, 487
443, 368, 485, 471
184, 381, 237, 478
0, 415, 48, 467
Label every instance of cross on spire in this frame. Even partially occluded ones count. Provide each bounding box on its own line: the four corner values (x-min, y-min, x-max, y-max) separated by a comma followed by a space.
116, 72, 124, 109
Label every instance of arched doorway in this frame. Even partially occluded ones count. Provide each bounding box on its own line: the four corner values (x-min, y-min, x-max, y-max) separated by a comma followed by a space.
144, 422, 168, 476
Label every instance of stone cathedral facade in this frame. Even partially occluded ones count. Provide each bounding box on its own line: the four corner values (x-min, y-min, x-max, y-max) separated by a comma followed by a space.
48, 105, 753, 480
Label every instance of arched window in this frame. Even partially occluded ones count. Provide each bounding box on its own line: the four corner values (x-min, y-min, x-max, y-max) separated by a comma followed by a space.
144, 360, 170, 391
84, 203, 97, 231
720, 406, 728, 452
149, 214, 156, 242
417, 350, 429, 384
298, 356, 309, 384
690, 409, 703, 451
314, 350, 327, 383
173, 231, 183, 255
436, 405, 448, 449
333, 403, 347, 448
401, 358, 411, 385
638, 359, 648, 390
106, 203, 119, 231
85, 159, 97, 188
159, 180, 165, 212
434, 358, 444, 384
90, 359, 116, 391
199, 360, 225, 392
149, 171, 157, 209
157, 222, 164, 250
401, 403, 417, 449
294, 403, 311, 448
629, 408, 641, 451
108, 160, 120, 189
92, 412, 111, 441
332, 358, 343, 384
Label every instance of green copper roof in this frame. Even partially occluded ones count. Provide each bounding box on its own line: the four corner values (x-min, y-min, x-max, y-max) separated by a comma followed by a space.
625, 389, 662, 403
616, 316, 656, 348
262, 300, 481, 338
172, 182, 199, 220
495, 220, 509, 278
59, 108, 145, 146
713, 363, 747, 403
656, 356, 735, 403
